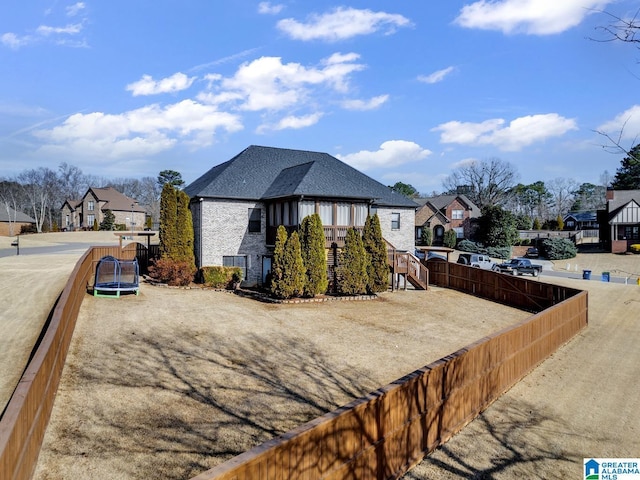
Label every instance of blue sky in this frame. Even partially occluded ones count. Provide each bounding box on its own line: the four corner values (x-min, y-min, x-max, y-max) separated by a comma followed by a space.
1, 1, 639, 193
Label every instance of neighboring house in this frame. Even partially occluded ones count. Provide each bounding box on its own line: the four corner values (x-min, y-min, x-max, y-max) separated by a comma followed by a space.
61, 187, 146, 231
563, 211, 599, 231
598, 188, 640, 253
184, 145, 418, 286
0, 203, 36, 236
414, 194, 480, 245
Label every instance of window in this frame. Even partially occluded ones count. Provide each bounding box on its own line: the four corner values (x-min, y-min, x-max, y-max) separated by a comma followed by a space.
336, 202, 351, 226
65, 215, 70, 227
223, 256, 247, 280
299, 200, 315, 221
318, 201, 333, 225
248, 208, 261, 233
354, 204, 368, 227
624, 226, 640, 240
87, 214, 95, 227
88, 200, 94, 211
391, 212, 400, 230
453, 227, 464, 238
452, 209, 463, 220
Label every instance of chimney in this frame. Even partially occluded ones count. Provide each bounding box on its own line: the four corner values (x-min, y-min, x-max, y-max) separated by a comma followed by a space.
606, 187, 614, 201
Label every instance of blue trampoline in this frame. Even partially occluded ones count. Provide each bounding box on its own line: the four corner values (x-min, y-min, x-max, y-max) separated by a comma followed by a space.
93, 255, 139, 298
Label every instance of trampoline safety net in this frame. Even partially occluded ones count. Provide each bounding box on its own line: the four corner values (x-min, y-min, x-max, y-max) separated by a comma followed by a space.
93, 255, 140, 298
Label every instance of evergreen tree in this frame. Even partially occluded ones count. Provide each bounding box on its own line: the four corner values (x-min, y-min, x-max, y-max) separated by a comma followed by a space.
420, 227, 432, 246
478, 205, 519, 247
612, 144, 640, 190
443, 229, 457, 248
159, 183, 178, 259
556, 214, 565, 231
270, 226, 288, 298
337, 228, 368, 295
532, 217, 542, 230
300, 214, 328, 296
92, 218, 99, 231
176, 190, 195, 266
362, 214, 389, 293
282, 230, 306, 298
99, 209, 115, 230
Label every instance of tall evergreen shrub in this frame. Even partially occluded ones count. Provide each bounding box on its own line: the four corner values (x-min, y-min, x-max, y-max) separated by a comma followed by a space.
337, 227, 368, 295
270, 226, 288, 298
362, 214, 389, 293
300, 214, 328, 296
159, 183, 178, 259
176, 190, 195, 266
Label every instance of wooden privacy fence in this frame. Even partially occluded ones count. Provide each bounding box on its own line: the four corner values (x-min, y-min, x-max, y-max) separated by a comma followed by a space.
0, 245, 136, 480
191, 264, 587, 480
0, 250, 586, 480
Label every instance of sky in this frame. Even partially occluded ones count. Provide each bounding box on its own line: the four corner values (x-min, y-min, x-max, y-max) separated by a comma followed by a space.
1, 1, 639, 194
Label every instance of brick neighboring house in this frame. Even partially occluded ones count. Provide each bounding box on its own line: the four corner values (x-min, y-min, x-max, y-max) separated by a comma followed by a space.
184, 145, 418, 286
60, 187, 146, 231
0, 203, 36, 236
414, 194, 480, 245
598, 188, 640, 253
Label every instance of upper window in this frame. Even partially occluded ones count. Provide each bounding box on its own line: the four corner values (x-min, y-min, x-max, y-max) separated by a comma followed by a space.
248, 208, 261, 233
87, 200, 94, 211
391, 213, 400, 230
452, 209, 463, 220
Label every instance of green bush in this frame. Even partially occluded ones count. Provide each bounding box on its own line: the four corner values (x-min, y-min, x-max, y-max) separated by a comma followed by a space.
542, 238, 577, 260
300, 214, 328, 296
363, 214, 389, 293
443, 229, 457, 248
199, 266, 243, 288
457, 239, 480, 253
486, 246, 511, 259
420, 227, 432, 246
337, 228, 369, 295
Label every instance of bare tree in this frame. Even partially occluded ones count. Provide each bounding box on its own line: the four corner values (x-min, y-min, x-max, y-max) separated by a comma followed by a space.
547, 177, 578, 219
442, 158, 519, 208
0, 178, 28, 236
18, 168, 58, 233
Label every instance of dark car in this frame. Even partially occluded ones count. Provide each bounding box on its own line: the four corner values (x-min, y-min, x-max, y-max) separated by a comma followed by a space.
525, 247, 539, 258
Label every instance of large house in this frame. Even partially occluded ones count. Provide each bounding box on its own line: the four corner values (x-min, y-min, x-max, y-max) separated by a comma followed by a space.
414, 194, 480, 245
598, 188, 640, 253
184, 145, 418, 286
61, 187, 146, 231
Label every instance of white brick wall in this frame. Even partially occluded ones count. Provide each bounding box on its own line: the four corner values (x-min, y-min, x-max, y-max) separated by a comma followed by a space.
194, 199, 269, 285
376, 207, 415, 252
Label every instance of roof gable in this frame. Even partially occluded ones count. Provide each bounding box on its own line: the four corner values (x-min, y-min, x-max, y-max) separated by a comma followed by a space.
82, 187, 144, 212
610, 199, 640, 224
185, 145, 418, 208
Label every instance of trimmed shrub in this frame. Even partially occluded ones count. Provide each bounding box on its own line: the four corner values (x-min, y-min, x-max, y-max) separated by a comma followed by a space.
457, 239, 481, 253
300, 214, 328, 296
149, 258, 197, 286
420, 227, 432, 246
486, 246, 511, 259
363, 214, 389, 293
270, 226, 288, 298
160, 183, 178, 259
337, 228, 369, 295
443, 229, 457, 248
542, 238, 577, 260
199, 266, 243, 289
532, 218, 542, 230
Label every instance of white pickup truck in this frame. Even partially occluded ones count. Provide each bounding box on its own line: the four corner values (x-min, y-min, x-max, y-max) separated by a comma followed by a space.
456, 253, 495, 270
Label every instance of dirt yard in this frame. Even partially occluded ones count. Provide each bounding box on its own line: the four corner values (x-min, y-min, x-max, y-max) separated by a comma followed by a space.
1, 233, 639, 479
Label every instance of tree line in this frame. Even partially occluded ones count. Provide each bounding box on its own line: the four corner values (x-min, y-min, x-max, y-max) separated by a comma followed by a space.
0, 163, 183, 234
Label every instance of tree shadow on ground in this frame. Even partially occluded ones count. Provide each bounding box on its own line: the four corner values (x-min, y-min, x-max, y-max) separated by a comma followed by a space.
45, 329, 379, 479
403, 397, 602, 479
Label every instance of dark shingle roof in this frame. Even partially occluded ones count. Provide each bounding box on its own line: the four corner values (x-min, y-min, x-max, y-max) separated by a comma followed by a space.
185, 145, 418, 208
0, 203, 36, 223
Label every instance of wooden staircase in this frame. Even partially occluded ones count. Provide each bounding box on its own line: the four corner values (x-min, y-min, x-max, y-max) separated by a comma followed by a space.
385, 240, 428, 290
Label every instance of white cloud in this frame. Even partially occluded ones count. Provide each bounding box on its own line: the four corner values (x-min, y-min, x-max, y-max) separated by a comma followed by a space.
258, 113, 324, 133
418, 66, 455, 84
597, 105, 640, 140
336, 140, 431, 171
1, 32, 32, 49
455, 0, 613, 35
33, 100, 243, 158
341, 95, 389, 111
36, 23, 84, 36
277, 7, 412, 41
66, 2, 86, 17
202, 54, 365, 111
432, 114, 578, 151
126, 73, 196, 96
258, 2, 284, 15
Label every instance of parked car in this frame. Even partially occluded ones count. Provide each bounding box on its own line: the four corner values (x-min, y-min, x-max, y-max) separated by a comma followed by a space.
457, 253, 496, 270
525, 247, 539, 258
494, 258, 543, 276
